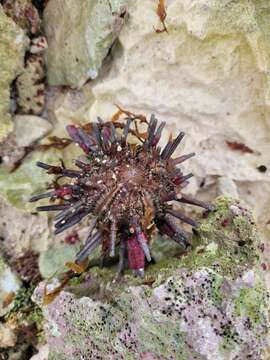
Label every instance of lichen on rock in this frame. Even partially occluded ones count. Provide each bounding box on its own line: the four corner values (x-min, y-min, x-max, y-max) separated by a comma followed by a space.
32, 197, 269, 360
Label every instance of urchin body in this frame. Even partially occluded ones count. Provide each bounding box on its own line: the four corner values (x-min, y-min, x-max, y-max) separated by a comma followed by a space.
30, 115, 213, 277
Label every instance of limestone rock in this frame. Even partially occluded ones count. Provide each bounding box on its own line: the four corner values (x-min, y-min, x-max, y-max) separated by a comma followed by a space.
0, 5, 29, 141
44, 0, 128, 88
40, 268, 268, 360
0, 131, 81, 210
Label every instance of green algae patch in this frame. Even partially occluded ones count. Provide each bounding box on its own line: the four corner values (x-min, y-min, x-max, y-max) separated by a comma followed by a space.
0, 5, 29, 141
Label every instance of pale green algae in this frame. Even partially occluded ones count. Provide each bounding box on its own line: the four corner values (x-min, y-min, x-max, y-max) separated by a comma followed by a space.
34, 197, 268, 360
0, 5, 28, 141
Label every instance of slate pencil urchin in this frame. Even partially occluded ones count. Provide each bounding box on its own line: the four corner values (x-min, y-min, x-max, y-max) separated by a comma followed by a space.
30, 111, 214, 277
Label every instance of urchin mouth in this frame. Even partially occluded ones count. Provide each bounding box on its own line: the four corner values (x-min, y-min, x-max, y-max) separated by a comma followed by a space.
121, 165, 145, 186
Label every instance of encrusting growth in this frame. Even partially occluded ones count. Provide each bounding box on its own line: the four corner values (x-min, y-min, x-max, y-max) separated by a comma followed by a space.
30, 112, 214, 277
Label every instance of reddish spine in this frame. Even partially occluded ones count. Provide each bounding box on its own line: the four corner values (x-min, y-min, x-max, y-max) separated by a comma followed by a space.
127, 236, 145, 270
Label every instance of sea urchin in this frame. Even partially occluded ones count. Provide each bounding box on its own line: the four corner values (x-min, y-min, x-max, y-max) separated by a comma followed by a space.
30, 112, 213, 277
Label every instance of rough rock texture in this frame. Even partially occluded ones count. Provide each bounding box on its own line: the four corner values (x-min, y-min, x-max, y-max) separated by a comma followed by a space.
0, 109, 82, 209
39, 269, 268, 360
0, 114, 52, 172
0, 5, 28, 141
44, 0, 128, 87
33, 198, 269, 360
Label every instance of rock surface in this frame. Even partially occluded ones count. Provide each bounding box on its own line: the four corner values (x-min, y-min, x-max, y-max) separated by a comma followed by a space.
33, 198, 269, 360
30, 345, 49, 360
0, 5, 28, 141
0, 254, 21, 316
44, 0, 128, 87
14, 115, 52, 148
38, 244, 80, 279
0, 323, 17, 348
0, 195, 50, 256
